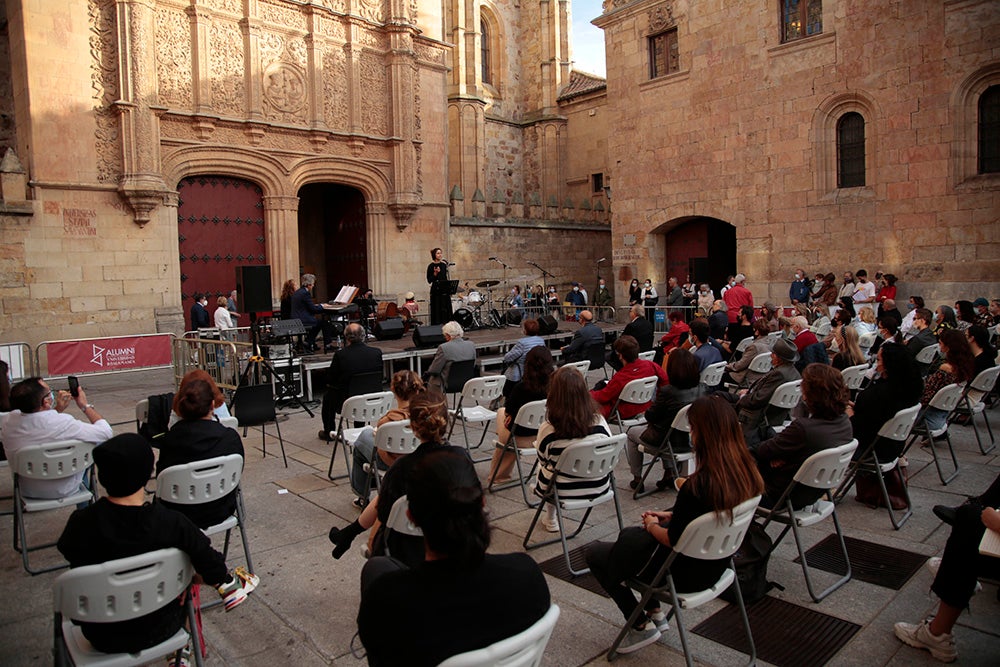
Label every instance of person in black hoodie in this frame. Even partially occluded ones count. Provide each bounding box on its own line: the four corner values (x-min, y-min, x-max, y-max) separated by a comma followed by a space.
157, 377, 244, 528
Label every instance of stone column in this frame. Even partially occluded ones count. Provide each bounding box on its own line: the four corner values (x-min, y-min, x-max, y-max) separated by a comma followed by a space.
366, 201, 389, 294
155, 191, 186, 335
263, 195, 301, 294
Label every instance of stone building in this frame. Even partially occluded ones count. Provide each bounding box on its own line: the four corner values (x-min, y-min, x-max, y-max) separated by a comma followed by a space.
595, 0, 1000, 305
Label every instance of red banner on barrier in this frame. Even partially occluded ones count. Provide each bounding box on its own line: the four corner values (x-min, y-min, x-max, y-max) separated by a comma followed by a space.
47, 335, 173, 375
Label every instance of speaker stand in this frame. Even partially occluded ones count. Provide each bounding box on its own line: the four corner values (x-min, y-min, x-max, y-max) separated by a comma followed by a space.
240, 314, 314, 418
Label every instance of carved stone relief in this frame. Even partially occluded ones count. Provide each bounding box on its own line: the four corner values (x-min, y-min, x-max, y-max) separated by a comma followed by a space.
259, 0, 304, 28
355, 29, 387, 50
155, 6, 193, 110
355, 0, 385, 25
204, 0, 242, 15
317, 15, 347, 40
359, 51, 388, 135
210, 21, 246, 117
323, 50, 349, 130
263, 62, 307, 122
88, 0, 121, 184
648, 3, 675, 33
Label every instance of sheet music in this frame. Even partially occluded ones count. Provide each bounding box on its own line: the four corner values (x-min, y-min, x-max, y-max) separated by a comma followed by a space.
979, 527, 1000, 557
332, 285, 358, 304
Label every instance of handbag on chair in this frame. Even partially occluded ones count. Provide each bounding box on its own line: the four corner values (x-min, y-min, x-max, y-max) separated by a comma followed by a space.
854, 468, 909, 510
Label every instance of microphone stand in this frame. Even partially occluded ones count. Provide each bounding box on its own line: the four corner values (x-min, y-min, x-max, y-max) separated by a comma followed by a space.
490, 257, 510, 327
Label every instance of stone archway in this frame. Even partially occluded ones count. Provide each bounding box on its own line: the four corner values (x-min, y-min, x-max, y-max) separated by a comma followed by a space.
297, 183, 368, 300
654, 216, 736, 295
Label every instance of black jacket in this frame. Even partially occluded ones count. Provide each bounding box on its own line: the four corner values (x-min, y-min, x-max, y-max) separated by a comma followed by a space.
623, 316, 654, 352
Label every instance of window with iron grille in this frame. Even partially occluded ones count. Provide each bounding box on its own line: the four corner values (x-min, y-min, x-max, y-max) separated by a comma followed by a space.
649, 29, 679, 79
781, 0, 822, 43
837, 112, 865, 188
979, 85, 1000, 174
481, 19, 492, 85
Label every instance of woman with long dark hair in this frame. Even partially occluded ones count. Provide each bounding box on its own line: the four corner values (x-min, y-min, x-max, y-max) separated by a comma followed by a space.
850, 343, 923, 461
954, 300, 976, 331
358, 448, 550, 666
628, 278, 642, 306
921, 329, 976, 431
279, 279, 296, 320
586, 395, 764, 654
934, 305, 958, 337
488, 346, 555, 484
426, 247, 453, 325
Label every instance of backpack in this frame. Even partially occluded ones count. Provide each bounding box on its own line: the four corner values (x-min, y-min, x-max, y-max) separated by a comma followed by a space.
139, 392, 174, 445
720, 521, 781, 605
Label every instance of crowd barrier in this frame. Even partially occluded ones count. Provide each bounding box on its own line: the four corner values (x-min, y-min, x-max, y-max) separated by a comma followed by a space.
35, 333, 176, 379
172, 337, 253, 395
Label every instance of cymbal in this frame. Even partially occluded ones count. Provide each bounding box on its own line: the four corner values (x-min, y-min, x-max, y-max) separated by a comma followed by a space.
476, 280, 500, 288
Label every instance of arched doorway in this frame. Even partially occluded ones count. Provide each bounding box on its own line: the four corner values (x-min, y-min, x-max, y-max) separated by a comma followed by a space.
177, 176, 267, 330
297, 184, 368, 301
660, 217, 736, 295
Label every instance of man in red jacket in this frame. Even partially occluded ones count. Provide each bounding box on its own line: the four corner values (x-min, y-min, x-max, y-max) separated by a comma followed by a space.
723, 273, 754, 324
591, 336, 668, 419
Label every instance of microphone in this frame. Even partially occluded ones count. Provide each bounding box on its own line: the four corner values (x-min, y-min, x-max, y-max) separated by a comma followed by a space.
447, 262, 456, 266
597, 258, 607, 263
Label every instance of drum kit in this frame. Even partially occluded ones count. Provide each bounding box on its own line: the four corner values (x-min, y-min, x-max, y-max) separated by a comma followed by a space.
454, 279, 506, 330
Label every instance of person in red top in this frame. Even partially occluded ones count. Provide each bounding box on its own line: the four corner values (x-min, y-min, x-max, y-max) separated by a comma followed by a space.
591, 336, 668, 419
723, 273, 754, 324
789, 316, 819, 352
876, 273, 897, 315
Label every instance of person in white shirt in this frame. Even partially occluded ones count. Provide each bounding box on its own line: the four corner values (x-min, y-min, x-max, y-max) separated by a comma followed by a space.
852, 269, 877, 304
214, 296, 235, 329
1, 377, 112, 498
900, 295, 925, 338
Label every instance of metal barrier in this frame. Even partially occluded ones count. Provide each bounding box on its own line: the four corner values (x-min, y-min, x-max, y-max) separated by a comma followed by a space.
35, 333, 175, 379
172, 337, 253, 394
0, 342, 36, 381
183, 327, 254, 345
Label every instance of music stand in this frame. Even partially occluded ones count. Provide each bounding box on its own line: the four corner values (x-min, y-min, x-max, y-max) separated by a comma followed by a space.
240, 314, 315, 418
445, 280, 460, 295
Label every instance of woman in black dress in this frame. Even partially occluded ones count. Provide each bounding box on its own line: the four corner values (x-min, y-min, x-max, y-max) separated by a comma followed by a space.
426, 247, 453, 325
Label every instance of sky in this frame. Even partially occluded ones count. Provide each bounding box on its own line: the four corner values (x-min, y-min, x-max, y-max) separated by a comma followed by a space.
572, 0, 607, 77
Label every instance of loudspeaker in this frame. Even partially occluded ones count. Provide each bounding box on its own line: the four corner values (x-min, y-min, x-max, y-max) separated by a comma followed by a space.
412, 324, 445, 348
538, 315, 558, 335
374, 317, 405, 340
506, 309, 523, 326
235, 265, 273, 313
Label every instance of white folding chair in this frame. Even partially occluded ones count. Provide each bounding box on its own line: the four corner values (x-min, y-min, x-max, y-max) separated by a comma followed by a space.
53, 548, 204, 667
562, 360, 591, 377
835, 404, 921, 530
724, 352, 773, 392
384, 494, 423, 559
734, 336, 754, 354
608, 376, 658, 434
699, 361, 726, 388
764, 379, 802, 433
637, 350, 657, 362
904, 383, 964, 484
155, 454, 253, 575
327, 391, 395, 480
840, 363, 869, 396
756, 440, 858, 602
365, 420, 420, 491
524, 433, 625, 576
858, 332, 877, 354
218, 416, 239, 430
12, 440, 96, 575
914, 343, 940, 375
447, 376, 506, 456
135, 399, 149, 431
952, 365, 1000, 454
606, 496, 762, 665
634, 404, 694, 500
487, 399, 547, 507
438, 604, 561, 667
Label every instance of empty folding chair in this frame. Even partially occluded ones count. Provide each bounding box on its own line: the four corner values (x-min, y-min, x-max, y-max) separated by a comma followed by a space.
487, 399, 547, 506
53, 548, 204, 667
365, 420, 420, 492
524, 433, 625, 576
233, 383, 287, 467
764, 379, 803, 433
914, 343, 940, 376
12, 440, 96, 575
327, 391, 395, 480
699, 361, 726, 388
447, 375, 506, 456
634, 404, 693, 500
606, 496, 762, 665
904, 383, 964, 484
834, 404, 921, 530
562, 360, 591, 377
952, 365, 1000, 455
756, 440, 858, 602
637, 350, 657, 362
438, 604, 561, 667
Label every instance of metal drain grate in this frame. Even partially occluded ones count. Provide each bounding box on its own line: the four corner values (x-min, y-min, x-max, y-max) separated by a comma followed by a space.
537, 543, 609, 598
693, 595, 860, 667
795, 534, 928, 590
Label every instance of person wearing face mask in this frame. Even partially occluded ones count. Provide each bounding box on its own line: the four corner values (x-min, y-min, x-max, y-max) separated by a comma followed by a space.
838, 271, 856, 301
640, 279, 659, 323
566, 281, 586, 318
190, 291, 211, 329
546, 285, 561, 317
852, 269, 877, 304
594, 277, 613, 321
696, 283, 714, 315
722, 274, 754, 324
972, 298, 993, 328
900, 295, 925, 337
719, 275, 735, 300
508, 284, 523, 310
789, 268, 811, 305
628, 278, 642, 306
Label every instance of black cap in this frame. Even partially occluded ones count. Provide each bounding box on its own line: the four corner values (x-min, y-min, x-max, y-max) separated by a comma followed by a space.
93, 434, 154, 497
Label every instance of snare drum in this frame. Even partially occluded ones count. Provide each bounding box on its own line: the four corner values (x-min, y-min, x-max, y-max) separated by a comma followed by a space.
466, 290, 482, 306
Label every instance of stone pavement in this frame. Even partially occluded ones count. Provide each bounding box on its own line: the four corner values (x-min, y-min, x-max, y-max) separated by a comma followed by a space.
0, 368, 998, 666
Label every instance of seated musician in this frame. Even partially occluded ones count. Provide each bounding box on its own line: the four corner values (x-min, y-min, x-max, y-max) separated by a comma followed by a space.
291, 273, 334, 353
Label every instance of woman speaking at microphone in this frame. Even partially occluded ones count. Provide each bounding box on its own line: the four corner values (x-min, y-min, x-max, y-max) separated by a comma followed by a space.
427, 247, 453, 325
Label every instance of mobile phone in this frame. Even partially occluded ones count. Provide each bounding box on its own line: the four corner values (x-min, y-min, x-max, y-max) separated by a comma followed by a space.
68, 376, 79, 398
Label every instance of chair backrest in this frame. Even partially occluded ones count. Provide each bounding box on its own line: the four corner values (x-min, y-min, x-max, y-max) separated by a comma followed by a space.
374, 420, 421, 456
385, 494, 423, 538
615, 376, 658, 407
969, 365, 1000, 393
563, 360, 591, 376
672, 495, 762, 560
669, 404, 691, 432
840, 364, 869, 391
53, 548, 193, 624
341, 391, 396, 426
877, 403, 921, 442
584, 342, 606, 368
699, 361, 726, 387
637, 350, 657, 362
792, 440, 858, 490
512, 400, 548, 431
12, 440, 95, 482
748, 352, 773, 374
927, 383, 965, 412
767, 379, 802, 410
858, 332, 877, 349
445, 359, 479, 393
437, 604, 561, 667
767, 331, 783, 340
461, 375, 507, 405
232, 383, 277, 426
347, 371, 384, 397
735, 336, 754, 354
915, 343, 940, 365
553, 433, 625, 479
155, 454, 244, 506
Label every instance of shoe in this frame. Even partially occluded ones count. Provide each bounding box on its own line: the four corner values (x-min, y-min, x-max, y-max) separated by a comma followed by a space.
655, 476, 674, 491
933, 505, 958, 526
894, 620, 957, 663
925, 558, 982, 592
352, 497, 368, 510
318, 429, 334, 442
647, 609, 670, 632
629, 475, 644, 492
217, 567, 260, 612
617, 622, 661, 654
543, 517, 560, 533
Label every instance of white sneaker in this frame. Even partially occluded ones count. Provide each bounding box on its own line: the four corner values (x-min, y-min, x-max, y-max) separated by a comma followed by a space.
617, 622, 661, 654
647, 608, 670, 632
543, 517, 560, 533
217, 567, 260, 611
925, 557, 981, 592
894, 620, 957, 663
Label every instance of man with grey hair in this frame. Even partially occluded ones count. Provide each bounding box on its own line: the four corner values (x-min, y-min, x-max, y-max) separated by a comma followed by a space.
610, 305, 653, 371
292, 273, 333, 352
426, 321, 477, 391
320, 322, 383, 439
723, 273, 754, 324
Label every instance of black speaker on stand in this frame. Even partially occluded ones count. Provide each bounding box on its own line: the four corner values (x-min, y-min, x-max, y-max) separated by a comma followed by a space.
374, 317, 405, 340
235, 265, 273, 314
412, 324, 446, 348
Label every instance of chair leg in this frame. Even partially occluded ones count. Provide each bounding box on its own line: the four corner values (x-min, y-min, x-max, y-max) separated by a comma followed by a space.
522, 500, 547, 551
792, 508, 852, 602
875, 463, 912, 530
185, 589, 206, 667
929, 432, 960, 485
728, 559, 758, 666
515, 454, 541, 509
236, 491, 254, 574
666, 574, 696, 667
633, 451, 667, 500
974, 410, 996, 454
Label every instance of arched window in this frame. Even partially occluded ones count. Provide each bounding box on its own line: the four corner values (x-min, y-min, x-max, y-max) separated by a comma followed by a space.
837, 112, 865, 188
980, 85, 1000, 174
481, 19, 492, 85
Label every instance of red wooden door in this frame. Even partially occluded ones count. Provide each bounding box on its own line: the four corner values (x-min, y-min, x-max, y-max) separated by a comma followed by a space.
177, 176, 266, 330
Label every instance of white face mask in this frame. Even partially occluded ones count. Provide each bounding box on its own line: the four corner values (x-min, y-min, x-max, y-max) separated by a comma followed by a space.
644, 283, 651, 288
795, 273, 801, 280
573, 286, 579, 292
